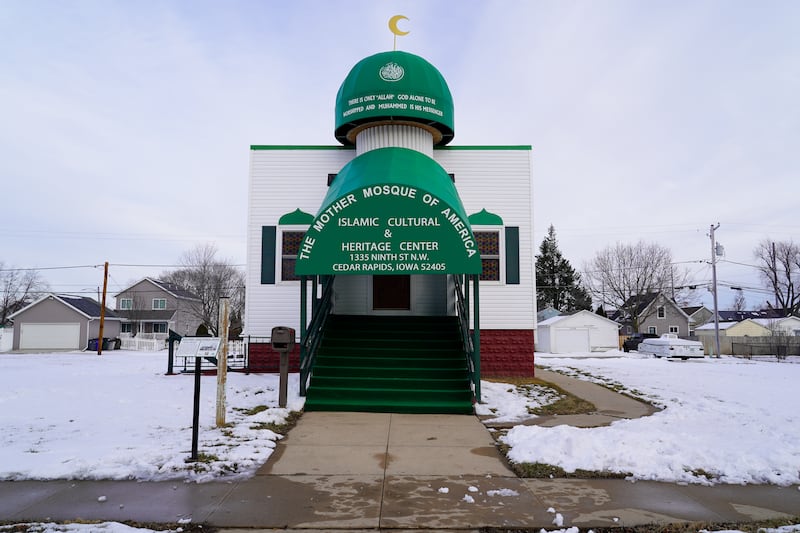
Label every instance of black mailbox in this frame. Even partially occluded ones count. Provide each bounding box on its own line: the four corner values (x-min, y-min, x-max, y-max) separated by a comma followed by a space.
271, 326, 295, 352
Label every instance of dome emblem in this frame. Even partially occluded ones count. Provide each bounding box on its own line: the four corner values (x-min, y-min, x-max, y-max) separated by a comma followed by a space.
379, 62, 405, 82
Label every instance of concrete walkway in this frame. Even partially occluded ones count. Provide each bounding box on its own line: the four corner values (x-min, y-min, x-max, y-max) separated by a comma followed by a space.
2, 372, 799, 531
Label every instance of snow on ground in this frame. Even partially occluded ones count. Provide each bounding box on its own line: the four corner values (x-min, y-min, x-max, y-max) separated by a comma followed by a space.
2, 349, 800, 489
502, 352, 800, 486
475, 379, 561, 423
0, 351, 303, 483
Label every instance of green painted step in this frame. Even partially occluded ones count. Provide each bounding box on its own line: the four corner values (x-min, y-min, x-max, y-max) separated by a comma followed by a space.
304, 314, 473, 414
310, 375, 470, 391
312, 365, 469, 379
305, 397, 473, 415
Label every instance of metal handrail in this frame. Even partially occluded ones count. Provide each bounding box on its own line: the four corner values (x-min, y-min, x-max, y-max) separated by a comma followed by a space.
452, 274, 477, 402
299, 275, 335, 396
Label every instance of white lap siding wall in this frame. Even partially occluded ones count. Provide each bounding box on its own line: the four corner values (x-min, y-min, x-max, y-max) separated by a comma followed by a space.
244, 146, 535, 338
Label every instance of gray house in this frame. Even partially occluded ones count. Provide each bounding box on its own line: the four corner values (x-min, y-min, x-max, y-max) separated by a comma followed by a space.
8, 294, 120, 351
114, 278, 202, 337
613, 292, 710, 338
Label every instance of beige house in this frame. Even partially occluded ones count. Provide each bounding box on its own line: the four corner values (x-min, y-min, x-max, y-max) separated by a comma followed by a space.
114, 278, 203, 338
695, 319, 771, 355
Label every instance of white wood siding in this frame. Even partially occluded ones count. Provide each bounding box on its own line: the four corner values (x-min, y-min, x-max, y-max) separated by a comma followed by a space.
245, 147, 535, 336
434, 149, 535, 330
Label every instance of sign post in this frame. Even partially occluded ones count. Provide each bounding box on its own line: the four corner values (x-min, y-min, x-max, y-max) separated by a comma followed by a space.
271, 327, 296, 408
216, 297, 230, 427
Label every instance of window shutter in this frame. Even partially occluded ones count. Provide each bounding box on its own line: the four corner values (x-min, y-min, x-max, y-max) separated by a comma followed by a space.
505, 226, 520, 285
261, 226, 276, 284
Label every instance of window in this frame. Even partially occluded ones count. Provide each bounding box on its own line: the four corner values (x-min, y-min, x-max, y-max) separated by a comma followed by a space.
648, 326, 657, 335
119, 298, 132, 310
474, 230, 501, 281
121, 323, 132, 334
281, 231, 306, 281
153, 323, 167, 334
669, 325, 679, 334
152, 298, 166, 310
657, 306, 666, 319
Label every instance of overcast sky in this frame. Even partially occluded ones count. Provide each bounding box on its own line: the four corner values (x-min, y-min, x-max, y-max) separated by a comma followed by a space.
2, 1, 797, 310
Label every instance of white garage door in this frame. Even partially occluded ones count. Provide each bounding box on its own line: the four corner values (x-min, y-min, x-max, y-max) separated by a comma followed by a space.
554, 328, 590, 353
20, 323, 81, 350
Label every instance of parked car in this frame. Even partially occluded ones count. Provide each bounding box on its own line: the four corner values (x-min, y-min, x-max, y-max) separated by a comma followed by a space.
636, 334, 704, 359
622, 333, 658, 352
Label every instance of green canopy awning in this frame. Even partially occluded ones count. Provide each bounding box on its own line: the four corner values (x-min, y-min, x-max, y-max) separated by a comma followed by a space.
295, 147, 481, 275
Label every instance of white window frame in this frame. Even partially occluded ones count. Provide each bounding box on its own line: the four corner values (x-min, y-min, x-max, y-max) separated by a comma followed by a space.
119, 298, 132, 310
152, 322, 167, 334
152, 298, 167, 310
668, 325, 679, 334
278, 226, 309, 283
472, 226, 504, 284
657, 305, 666, 319
120, 323, 133, 334
648, 326, 657, 335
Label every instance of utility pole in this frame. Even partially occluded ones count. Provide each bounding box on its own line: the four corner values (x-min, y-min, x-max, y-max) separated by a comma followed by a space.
709, 224, 721, 358
97, 262, 109, 355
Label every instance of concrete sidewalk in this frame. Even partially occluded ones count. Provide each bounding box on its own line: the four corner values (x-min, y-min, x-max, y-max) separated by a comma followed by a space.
2, 372, 799, 531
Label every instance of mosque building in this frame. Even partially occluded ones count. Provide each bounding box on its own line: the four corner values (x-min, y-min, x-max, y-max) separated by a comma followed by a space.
244, 23, 535, 413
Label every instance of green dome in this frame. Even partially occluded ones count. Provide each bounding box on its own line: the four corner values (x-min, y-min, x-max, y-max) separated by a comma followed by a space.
335, 51, 454, 146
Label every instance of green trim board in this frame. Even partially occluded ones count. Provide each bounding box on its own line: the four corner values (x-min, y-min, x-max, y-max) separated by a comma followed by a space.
295, 147, 481, 276
279, 209, 314, 225
250, 144, 531, 151
505, 227, 520, 285
435, 145, 532, 151
468, 209, 504, 226
250, 145, 353, 151
261, 226, 276, 284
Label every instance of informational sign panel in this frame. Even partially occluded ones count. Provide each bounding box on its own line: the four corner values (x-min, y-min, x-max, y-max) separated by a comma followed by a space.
295, 184, 482, 275
175, 337, 222, 359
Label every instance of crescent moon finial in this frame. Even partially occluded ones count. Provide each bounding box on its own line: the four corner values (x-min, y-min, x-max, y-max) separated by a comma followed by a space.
388, 15, 409, 50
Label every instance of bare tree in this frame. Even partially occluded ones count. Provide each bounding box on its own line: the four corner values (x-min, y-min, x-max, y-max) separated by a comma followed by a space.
583, 241, 689, 330
754, 239, 800, 316
160, 244, 245, 336
1, 263, 49, 324
731, 290, 747, 312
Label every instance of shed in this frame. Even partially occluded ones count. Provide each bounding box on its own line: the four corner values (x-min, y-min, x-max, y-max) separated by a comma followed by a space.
695, 319, 772, 355
536, 310, 620, 354
8, 294, 120, 351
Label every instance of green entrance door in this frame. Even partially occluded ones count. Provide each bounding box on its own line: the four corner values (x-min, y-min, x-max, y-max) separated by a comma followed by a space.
373, 275, 411, 310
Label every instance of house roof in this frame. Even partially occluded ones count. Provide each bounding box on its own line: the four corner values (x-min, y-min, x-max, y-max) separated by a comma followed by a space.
115, 278, 201, 301
682, 306, 705, 316
611, 292, 689, 321
717, 309, 791, 321
538, 309, 621, 328
695, 319, 772, 332
9, 294, 119, 321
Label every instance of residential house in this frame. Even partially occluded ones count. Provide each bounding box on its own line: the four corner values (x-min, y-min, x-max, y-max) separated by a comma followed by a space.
8, 294, 120, 351
537, 310, 620, 353
751, 316, 800, 337
681, 306, 713, 335
114, 278, 202, 338
612, 292, 695, 337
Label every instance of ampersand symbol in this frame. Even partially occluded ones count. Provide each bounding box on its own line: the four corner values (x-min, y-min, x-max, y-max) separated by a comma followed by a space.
384, 229, 392, 238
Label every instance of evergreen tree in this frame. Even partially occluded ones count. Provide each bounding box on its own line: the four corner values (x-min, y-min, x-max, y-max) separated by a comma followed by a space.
535, 225, 592, 313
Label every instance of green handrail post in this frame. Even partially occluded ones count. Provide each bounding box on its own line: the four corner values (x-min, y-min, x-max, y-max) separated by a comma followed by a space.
299, 275, 308, 396
472, 274, 481, 403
